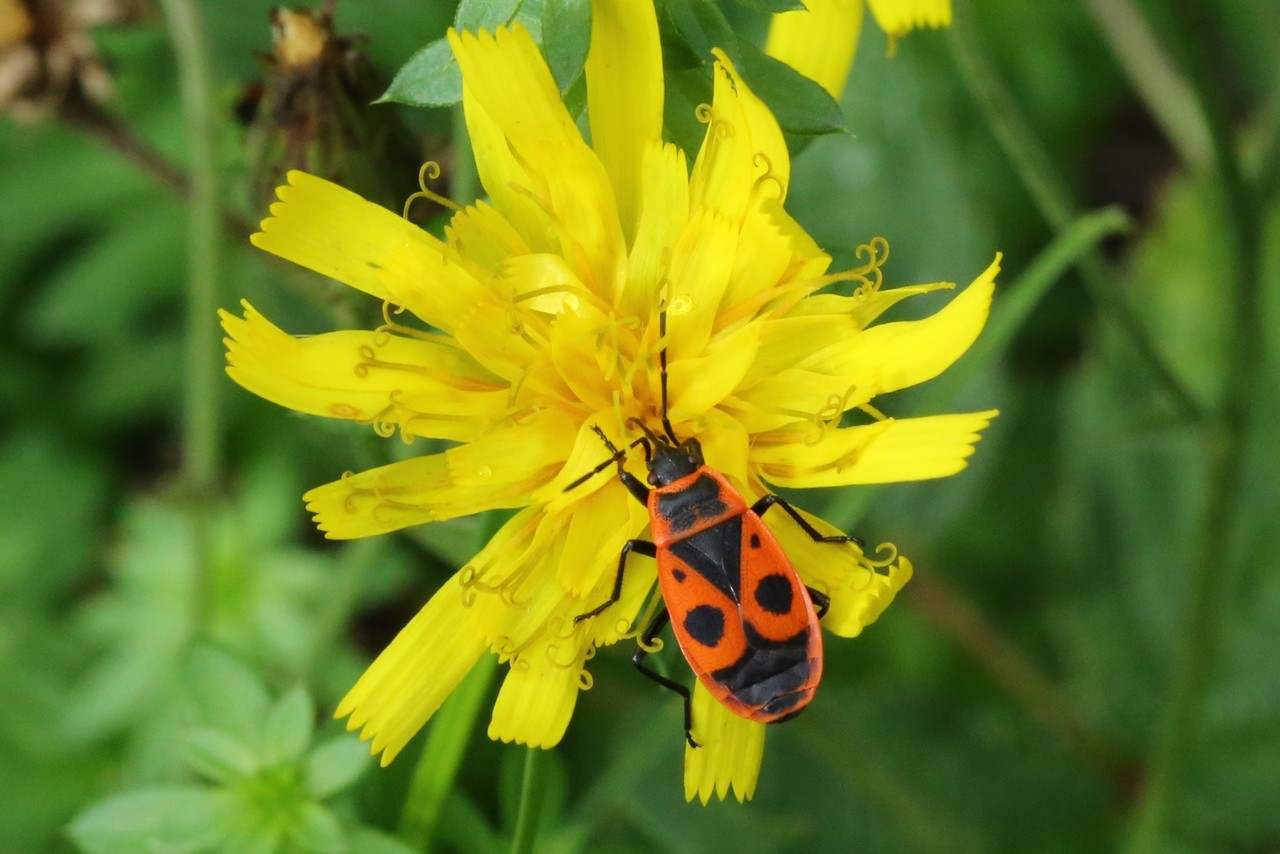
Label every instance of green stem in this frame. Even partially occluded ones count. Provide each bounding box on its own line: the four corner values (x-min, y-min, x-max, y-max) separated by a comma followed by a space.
159, 0, 221, 499
831, 206, 1132, 531
399, 655, 498, 851
1080, 0, 1213, 172
509, 747, 546, 854
946, 0, 1204, 424
1122, 9, 1263, 851
913, 205, 1131, 414
63, 95, 192, 198
400, 509, 507, 851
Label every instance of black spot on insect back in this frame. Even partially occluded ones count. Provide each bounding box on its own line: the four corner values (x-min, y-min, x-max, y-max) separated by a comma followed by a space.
754, 573, 793, 615
749, 532, 761, 548
684, 604, 726, 647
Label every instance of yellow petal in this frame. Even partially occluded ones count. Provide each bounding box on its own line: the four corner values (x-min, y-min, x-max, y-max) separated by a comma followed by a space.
667, 321, 760, 423
488, 614, 587, 748
466, 506, 573, 618
450, 26, 626, 296
787, 280, 956, 329
753, 410, 999, 488
335, 569, 505, 766
559, 479, 633, 597
764, 0, 865, 99
221, 302, 507, 443
548, 304, 630, 414
251, 171, 485, 333
460, 82, 558, 255
866, 0, 951, 38
304, 409, 580, 538
717, 199, 831, 328
443, 200, 534, 276
793, 256, 1003, 399
665, 207, 738, 362
828, 553, 913, 638
451, 298, 544, 385
689, 61, 755, 220
684, 683, 765, 803
623, 140, 689, 316
586, 0, 663, 244
449, 26, 578, 156
724, 366, 860, 436
712, 49, 790, 199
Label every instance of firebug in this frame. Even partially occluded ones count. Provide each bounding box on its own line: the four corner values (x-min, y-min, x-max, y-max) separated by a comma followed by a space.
567, 312, 862, 746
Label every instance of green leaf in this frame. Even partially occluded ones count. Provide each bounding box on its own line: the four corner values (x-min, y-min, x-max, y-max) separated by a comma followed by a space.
75, 334, 184, 425
662, 0, 736, 60
62, 500, 195, 743
260, 686, 315, 766
381, 38, 461, 107
381, 0, 536, 107
455, 0, 523, 32
181, 645, 271, 744
286, 802, 346, 854
663, 68, 714, 157
345, 827, 419, 854
730, 37, 848, 136
66, 786, 227, 854
436, 792, 501, 854
304, 736, 371, 800
25, 203, 185, 347
186, 727, 259, 784
542, 0, 592, 92
730, 0, 805, 10
0, 432, 109, 608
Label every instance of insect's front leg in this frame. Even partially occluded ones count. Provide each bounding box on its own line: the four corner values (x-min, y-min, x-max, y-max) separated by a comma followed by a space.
751, 494, 865, 549
574, 539, 657, 623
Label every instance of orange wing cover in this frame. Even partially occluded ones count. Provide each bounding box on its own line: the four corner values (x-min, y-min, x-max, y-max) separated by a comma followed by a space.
651, 470, 823, 723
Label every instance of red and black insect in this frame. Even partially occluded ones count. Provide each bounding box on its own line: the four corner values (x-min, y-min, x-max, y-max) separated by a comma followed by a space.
567, 313, 861, 746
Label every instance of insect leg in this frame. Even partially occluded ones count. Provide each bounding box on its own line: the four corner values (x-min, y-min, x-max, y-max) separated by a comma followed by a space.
806, 586, 831, 619
574, 539, 657, 623
563, 426, 650, 497
633, 608, 700, 748
750, 494, 865, 549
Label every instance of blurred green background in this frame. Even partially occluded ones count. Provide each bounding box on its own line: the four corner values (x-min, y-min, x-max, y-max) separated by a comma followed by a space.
2, 0, 1277, 851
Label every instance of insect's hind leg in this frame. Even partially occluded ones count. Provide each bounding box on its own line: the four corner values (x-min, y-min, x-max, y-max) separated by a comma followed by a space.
751, 494, 865, 549
633, 609, 699, 748
806, 587, 831, 619
573, 540, 657, 623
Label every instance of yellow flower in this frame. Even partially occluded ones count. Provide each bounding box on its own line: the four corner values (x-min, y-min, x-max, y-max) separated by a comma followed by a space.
765, 0, 952, 99
221, 0, 996, 803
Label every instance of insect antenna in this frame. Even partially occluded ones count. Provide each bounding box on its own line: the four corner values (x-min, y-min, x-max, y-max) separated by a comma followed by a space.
658, 309, 679, 443
562, 425, 649, 492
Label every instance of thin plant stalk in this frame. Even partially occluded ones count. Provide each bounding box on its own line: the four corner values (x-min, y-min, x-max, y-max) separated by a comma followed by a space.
946, 0, 1204, 425
158, 0, 221, 499
399, 656, 498, 851
1121, 8, 1263, 850
509, 747, 546, 854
